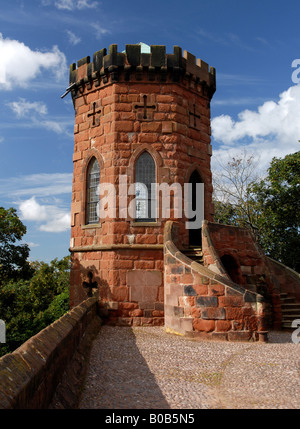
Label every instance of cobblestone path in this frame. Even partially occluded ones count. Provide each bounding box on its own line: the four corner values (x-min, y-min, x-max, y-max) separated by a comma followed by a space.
79, 326, 300, 409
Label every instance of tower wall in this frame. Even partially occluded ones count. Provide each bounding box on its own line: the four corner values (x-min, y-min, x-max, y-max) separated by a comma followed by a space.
69, 44, 216, 326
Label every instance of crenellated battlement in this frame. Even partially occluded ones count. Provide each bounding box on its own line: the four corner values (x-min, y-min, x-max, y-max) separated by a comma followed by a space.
67, 44, 216, 100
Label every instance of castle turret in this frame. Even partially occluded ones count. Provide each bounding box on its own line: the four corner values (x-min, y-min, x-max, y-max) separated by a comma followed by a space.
69, 43, 216, 326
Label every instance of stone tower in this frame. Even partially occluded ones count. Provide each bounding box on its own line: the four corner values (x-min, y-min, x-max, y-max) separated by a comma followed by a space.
68, 43, 216, 325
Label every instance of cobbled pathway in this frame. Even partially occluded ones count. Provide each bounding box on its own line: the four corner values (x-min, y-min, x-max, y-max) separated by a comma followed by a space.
79, 326, 300, 409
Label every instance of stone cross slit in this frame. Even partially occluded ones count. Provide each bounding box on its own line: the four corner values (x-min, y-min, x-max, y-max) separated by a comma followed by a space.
189, 104, 201, 127
83, 271, 98, 297
135, 95, 156, 119
88, 102, 101, 126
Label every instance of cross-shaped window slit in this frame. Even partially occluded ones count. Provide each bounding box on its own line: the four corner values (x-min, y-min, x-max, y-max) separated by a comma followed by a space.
189, 104, 201, 128
87, 102, 101, 126
135, 95, 156, 119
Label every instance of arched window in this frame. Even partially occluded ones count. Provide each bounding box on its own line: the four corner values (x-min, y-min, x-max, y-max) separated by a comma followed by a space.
86, 157, 100, 224
135, 151, 156, 222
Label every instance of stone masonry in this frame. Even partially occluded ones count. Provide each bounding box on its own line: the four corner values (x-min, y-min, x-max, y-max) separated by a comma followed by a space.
69, 44, 216, 327
68, 42, 300, 339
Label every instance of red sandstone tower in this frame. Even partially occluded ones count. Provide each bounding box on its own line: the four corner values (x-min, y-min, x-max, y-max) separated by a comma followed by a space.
68, 43, 300, 339
68, 43, 216, 324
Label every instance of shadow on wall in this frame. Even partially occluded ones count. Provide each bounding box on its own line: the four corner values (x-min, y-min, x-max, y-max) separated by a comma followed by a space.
79, 325, 170, 409
70, 256, 112, 308
220, 254, 243, 285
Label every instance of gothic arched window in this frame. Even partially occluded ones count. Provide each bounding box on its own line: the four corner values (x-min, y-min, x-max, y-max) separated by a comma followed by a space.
135, 151, 156, 222
86, 157, 100, 224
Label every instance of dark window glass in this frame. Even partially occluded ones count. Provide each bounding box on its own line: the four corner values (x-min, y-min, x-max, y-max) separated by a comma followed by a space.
86, 158, 100, 224
135, 152, 156, 222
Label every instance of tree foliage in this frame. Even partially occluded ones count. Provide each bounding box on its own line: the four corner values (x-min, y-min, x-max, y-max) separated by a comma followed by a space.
0, 256, 70, 357
250, 151, 300, 271
0, 207, 33, 284
213, 150, 260, 232
0, 206, 70, 357
213, 151, 300, 272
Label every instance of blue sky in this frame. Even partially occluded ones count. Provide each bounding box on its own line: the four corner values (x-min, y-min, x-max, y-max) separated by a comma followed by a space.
0, 0, 299, 262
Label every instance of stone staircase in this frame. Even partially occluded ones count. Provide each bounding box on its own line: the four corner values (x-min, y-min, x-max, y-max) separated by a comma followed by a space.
280, 293, 300, 329
182, 246, 204, 265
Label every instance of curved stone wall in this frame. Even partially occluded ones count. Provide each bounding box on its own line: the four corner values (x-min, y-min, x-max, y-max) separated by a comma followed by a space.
164, 221, 269, 342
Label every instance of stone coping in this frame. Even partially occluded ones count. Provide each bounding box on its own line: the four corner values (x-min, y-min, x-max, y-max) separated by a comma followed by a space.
0, 297, 99, 409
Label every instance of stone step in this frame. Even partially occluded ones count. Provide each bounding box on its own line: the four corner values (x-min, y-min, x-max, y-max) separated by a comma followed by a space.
282, 315, 300, 322
282, 321, 300, 329
183, 251, 203, 256
182, 247, 204, 265
281, 320, 300, 328
281, 303, 300, 311
282, 297, 297, 304
182, 247, 203, 256
280, 293, 300, 329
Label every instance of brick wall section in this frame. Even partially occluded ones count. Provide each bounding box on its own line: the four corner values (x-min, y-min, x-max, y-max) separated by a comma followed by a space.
202, 222, 271, 286
0, 297, 99, 409
164, 221, 269, 342
266, 257, 300, 302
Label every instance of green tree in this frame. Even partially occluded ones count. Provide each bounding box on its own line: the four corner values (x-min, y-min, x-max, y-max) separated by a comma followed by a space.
0, 256, 70, 357
0, 207, 32, 285
213, 200, 240, 226
251, 151, 300, 271
213, 150, 300, 272
213, 150, 260, 232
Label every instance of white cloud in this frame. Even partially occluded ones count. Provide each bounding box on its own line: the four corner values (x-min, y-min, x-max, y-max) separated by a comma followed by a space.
0, 173, 72, 233
19, 196, 71, 233
7, 98, 48, 118
0, 33, 67, 90
0, 173, 73, 199
54, 0, 98, 10
90, 22, 109, 39
24, 242, 40, 248
216, 73, 265, 86
39, 213, 71, 232
5, 97, 73, 136
213, 97, 267, 107
40, 119, 69, 135
19, 197, 48, 221
211, 84, 300, 172
66, 30, 81, 46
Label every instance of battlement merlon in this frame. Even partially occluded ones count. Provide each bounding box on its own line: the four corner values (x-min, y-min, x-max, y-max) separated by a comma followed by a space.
68, 44, 216, 100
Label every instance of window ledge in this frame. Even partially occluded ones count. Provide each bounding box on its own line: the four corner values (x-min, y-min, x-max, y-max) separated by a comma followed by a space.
82, 223, 102, 229
131, 221, 161, 227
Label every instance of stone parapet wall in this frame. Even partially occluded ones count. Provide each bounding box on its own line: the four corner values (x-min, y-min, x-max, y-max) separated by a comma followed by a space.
164, 221, 269, 342
267, 257, 300, 302
0, 297, 100, 409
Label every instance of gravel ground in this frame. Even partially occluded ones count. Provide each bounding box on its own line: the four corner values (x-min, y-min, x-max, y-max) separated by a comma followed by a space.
79, 326, 300, 409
